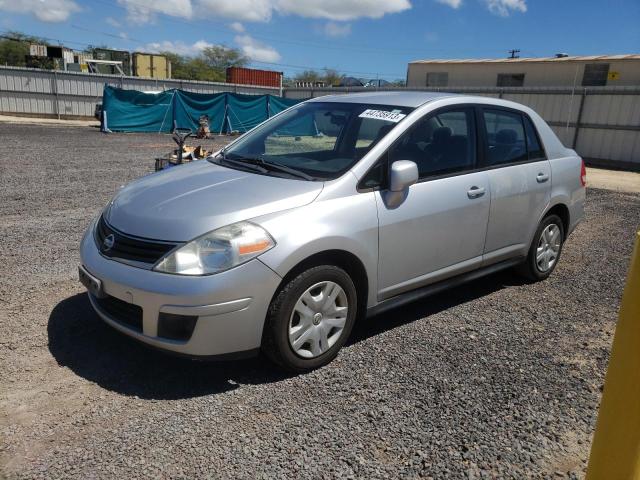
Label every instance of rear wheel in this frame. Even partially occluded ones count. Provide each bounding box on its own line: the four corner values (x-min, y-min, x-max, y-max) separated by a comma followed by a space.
262, 265, 357, 372
517, 214, 564, 281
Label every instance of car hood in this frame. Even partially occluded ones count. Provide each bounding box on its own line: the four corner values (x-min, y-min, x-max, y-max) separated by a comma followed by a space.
106, 161, 323, 241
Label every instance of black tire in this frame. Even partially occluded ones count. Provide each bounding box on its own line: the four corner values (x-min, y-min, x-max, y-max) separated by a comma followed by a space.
262, 265, 358, 372
517, 214, 565, 281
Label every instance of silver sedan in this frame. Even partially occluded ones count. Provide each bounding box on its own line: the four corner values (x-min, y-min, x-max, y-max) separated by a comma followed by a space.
80, 92, 585, 371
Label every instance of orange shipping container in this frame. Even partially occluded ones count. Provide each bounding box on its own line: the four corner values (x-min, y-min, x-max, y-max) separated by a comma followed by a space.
226, 67, 282, 88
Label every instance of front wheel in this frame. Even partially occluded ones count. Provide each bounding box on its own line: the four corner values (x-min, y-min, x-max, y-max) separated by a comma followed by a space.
517, 214, 565, 281
262, 265, 357, 372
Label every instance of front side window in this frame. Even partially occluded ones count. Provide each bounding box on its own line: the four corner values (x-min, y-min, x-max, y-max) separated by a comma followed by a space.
483, 109, 527, 166
389, 108, 476, 179
217, 102, 413, 180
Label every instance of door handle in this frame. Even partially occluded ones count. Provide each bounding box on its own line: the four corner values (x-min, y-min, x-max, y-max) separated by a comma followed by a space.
467, 186, 486, 199
536, 172, 549, 183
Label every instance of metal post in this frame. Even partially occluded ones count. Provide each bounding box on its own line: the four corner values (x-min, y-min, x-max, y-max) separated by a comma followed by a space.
572, 89, 587, 149
53, 70, 60, 120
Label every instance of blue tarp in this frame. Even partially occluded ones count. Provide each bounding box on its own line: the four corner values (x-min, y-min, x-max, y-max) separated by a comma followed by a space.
172, 90, 226, 133
102, 85, 302, 134
102, 86, 175, 132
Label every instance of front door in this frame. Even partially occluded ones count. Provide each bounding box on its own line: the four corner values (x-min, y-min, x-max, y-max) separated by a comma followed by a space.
375, 106, 491, 300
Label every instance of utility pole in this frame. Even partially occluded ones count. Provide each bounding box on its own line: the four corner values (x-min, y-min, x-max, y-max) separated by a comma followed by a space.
508, 49, 521, 59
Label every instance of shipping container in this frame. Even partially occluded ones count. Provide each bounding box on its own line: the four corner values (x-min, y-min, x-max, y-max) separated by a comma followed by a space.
226, 67, 282, 88
132, 53, 171, 79
46, 46, 63, 59
29, 44, 47, 57
62, 49, 74, 66
91, 48, 132, 75
74, 52, 92, 65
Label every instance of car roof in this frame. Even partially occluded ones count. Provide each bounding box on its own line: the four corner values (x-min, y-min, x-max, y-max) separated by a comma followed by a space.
306, 91, 457, 108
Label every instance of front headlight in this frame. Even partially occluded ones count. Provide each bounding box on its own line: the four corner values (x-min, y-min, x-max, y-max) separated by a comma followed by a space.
154, 221, 275, 276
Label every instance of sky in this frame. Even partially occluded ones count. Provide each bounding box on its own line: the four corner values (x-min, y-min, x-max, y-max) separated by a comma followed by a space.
0, 0, 638, 81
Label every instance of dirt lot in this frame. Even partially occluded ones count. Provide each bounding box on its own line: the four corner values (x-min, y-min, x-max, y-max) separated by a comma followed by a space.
1, 124, 639, 479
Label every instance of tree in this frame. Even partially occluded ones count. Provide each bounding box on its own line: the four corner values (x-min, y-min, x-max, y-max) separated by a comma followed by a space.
200, 46, 247, 71
0, 31, 48, 67
160, 47, 247, 82
294, 70, 322, 84
322, 68, 341, 87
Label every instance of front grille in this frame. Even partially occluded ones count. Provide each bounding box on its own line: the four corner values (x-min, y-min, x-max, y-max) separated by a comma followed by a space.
95, 215, 178, 265
94, 294, 143, 332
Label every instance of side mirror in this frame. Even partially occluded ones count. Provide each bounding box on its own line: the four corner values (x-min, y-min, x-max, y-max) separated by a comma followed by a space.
389, 160, 419, 192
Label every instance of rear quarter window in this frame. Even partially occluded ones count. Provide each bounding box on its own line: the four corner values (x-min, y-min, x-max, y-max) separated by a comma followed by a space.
523, 115, 546, 160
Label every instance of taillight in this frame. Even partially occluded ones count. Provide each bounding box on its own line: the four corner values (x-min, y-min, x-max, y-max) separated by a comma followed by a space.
580, 159, 587, 187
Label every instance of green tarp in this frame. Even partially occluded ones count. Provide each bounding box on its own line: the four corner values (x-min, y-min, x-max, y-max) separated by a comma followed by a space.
101, 85, 302, 134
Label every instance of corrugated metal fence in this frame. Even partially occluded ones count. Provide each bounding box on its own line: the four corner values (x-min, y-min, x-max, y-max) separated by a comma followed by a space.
0, 66, 279, 119
1, 66, 638, 169
285, 86, 640, 170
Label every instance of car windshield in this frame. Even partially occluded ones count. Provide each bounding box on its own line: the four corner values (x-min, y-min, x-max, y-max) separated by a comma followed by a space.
213, 102, 414, 181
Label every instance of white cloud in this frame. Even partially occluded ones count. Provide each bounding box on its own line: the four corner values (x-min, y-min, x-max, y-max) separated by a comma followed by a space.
229, 21, 245, 32
117, 0, 192, 24
145, 36, 280, 62
144, 39, 213, 55
116, 0, 411, 24
0, 0, 80, 22
234, 34, 281, 62
323, 21, 351, 37
485, 0, 526, 16
197, 0, 272, 21
435, 0, 462, 8
276, 0, 411, 20
105, 17, 122, 28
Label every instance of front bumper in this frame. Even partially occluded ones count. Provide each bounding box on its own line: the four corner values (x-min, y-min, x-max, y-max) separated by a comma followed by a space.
79, 224, 282, 357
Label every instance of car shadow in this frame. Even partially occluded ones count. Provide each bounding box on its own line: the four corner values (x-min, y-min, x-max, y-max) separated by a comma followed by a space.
349, 269, 526, 344
48, 270, 525, 400
47, 293, 294, 400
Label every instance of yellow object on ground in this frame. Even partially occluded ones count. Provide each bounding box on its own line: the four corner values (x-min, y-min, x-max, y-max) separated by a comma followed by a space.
586, 231, 640, 479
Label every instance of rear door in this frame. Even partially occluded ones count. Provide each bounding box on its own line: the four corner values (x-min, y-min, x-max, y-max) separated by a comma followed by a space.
374, 106, 491, 300
480, 107, 551, 264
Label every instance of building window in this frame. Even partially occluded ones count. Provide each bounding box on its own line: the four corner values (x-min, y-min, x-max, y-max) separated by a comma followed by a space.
497, 73, 525, 87
426, 72, 448, 87
582, 63, 610, 86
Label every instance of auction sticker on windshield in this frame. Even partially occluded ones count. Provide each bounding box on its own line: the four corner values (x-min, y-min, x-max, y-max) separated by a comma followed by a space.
358, 109, 406, 123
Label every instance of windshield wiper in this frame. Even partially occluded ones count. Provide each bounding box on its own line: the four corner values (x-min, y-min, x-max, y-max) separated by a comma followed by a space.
210, 150, 268, 174
228, 155, 314, 181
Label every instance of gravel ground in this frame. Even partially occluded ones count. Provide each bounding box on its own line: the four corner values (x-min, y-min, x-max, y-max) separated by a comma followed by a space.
1, 123, 639, 479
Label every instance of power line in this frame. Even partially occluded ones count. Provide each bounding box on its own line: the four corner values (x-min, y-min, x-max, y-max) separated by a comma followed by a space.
90, 0, 510, 58
246, 60, 404, 79
1, 30, 404, 79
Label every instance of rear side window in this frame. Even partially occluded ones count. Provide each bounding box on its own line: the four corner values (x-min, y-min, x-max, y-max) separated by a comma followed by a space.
483, 109, 527, 166
389, 108, 476, 179
523, 115, 546, 160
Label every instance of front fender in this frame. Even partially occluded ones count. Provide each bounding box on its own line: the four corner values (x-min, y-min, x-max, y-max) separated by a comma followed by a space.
253, 192, 379, 308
